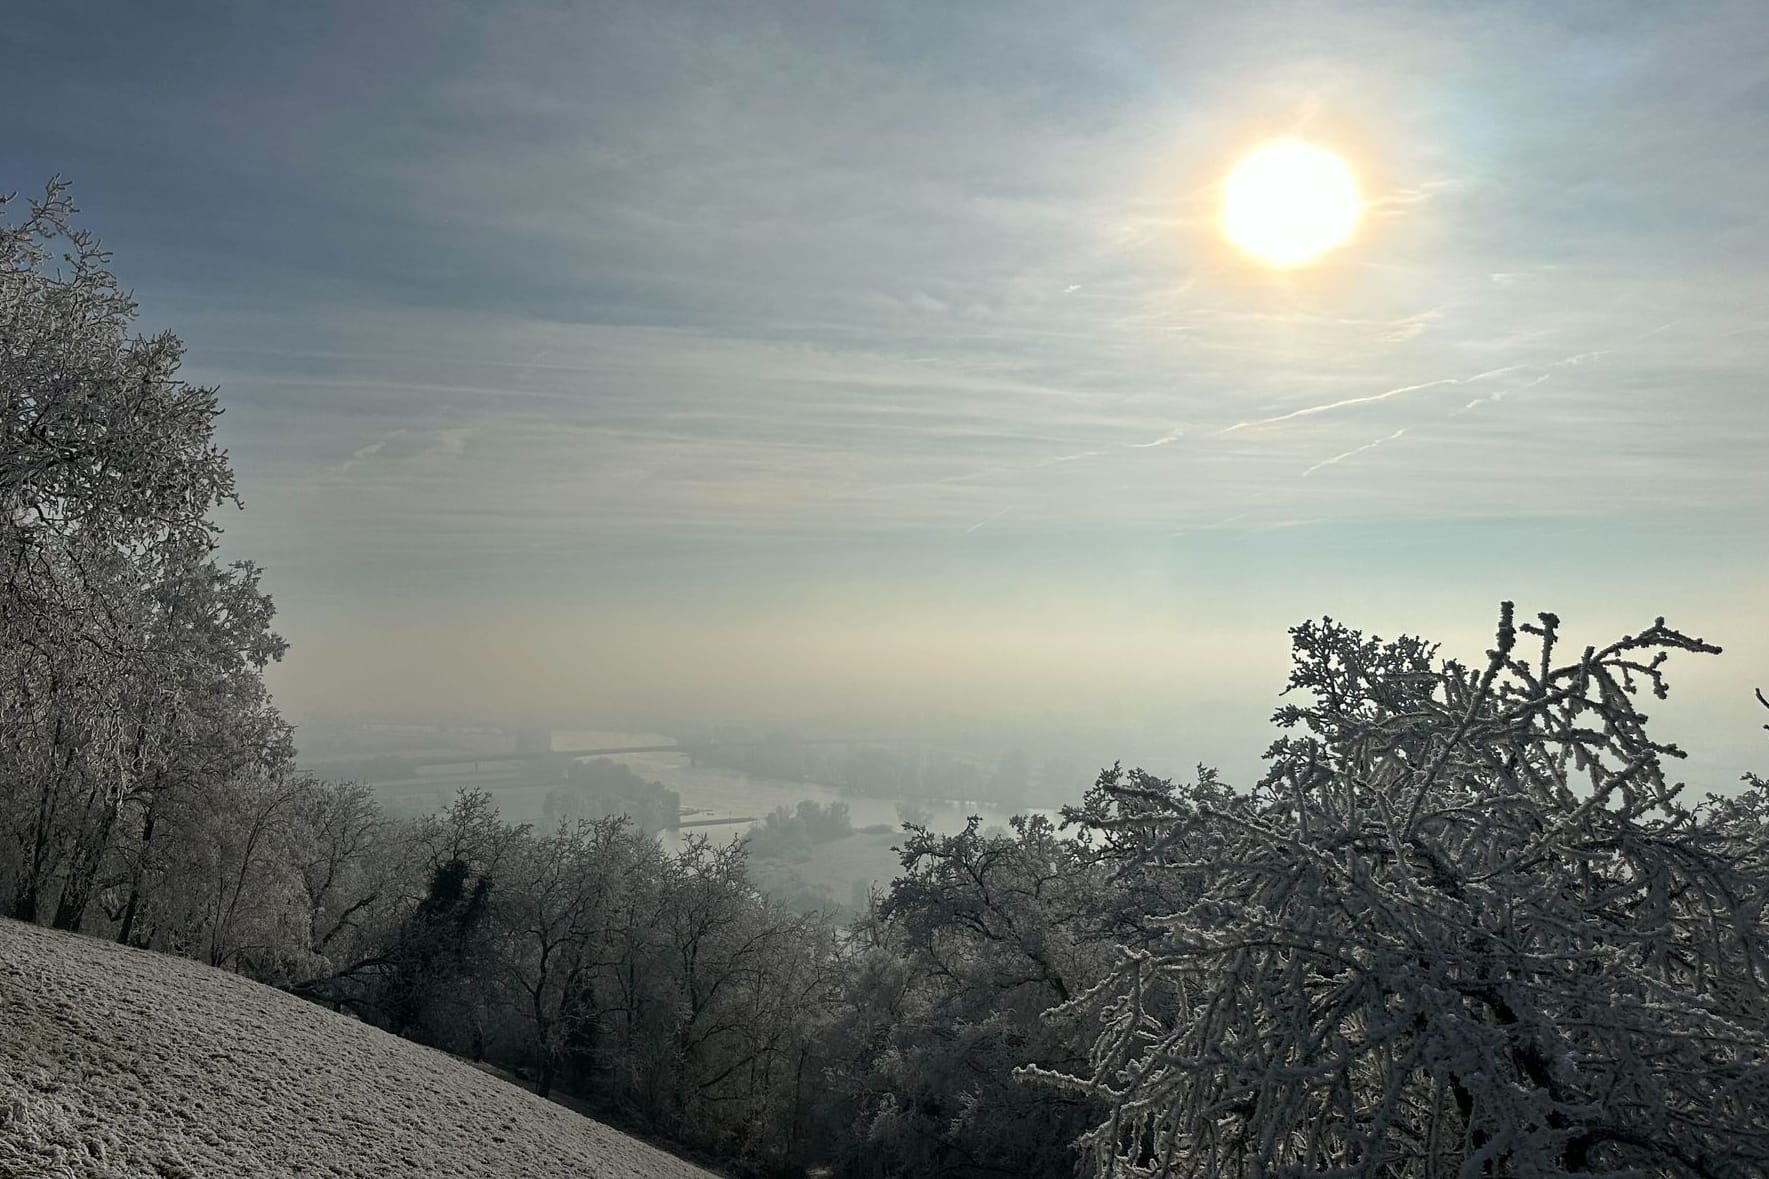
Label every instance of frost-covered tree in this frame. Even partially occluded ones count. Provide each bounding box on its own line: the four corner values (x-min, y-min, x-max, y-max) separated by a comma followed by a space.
0, 182, 232, 553
101, 553, 291, 941
498, 816, 660, 1096
1, 180, 290, 928
134, 773, 313, 973
1039, 604, 1769, 1178
814, 814, 1117, 1179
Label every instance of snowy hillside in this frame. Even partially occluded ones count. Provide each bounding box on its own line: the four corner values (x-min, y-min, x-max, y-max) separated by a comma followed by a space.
0, 920, 719, 1178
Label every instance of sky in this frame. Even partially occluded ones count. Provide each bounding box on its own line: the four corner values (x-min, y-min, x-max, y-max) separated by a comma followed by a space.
5, 1, 1766, 783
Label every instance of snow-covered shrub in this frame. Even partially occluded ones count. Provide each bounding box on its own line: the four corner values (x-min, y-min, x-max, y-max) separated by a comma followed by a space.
1037, 604, 1769, 1177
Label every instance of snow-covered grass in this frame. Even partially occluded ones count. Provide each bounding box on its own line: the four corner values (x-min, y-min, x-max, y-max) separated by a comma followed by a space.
0, 919, 720, 1178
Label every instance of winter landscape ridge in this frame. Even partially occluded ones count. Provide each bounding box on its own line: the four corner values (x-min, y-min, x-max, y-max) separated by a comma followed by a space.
0, 918, 718, 1179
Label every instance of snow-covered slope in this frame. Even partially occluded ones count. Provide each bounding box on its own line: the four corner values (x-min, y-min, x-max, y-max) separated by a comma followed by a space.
0, 919, 719, 1178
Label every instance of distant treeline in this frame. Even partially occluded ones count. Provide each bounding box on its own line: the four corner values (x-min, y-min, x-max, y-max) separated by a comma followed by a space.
544, 758, 681, 831
741, 798, 855, 858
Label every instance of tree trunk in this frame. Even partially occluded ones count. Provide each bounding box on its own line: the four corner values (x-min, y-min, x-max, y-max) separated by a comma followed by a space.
538, 1053, 556, 1099
50, 876, 88, 931
15, 743, 62, 923
52, 815, 111, 932
117, 802, 157, 946
10, 877, 39, 924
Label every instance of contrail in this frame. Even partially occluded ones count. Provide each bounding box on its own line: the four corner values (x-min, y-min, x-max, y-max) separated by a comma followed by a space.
1125, 429, 1184, 449
1034, 450, 1103, 467
1453, 371, 1550, 417
963, 505, 1013, 535
1302, 427, 1408, 477
1170, 510, 1252, 538
1221, 366, 1521, 433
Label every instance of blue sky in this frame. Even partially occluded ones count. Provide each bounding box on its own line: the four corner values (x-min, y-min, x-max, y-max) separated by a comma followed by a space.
6, 1, 1765, 780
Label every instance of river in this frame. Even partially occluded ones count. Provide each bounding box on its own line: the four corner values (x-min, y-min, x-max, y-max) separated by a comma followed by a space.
549, 730, 1057, 851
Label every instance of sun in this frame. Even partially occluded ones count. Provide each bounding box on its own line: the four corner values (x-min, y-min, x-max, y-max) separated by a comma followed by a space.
1219, 139, 1361, 268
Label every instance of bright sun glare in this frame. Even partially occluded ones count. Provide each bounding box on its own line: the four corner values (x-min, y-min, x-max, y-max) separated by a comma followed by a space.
1219, 139, 1361, 268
